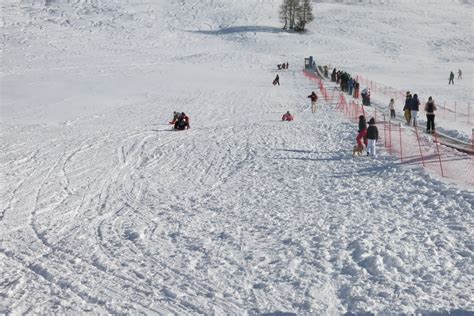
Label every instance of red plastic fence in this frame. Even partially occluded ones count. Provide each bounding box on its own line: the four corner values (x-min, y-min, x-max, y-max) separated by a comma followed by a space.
327, 80, 474, 185
357, 75, 473, 126
303, 69, 473, 182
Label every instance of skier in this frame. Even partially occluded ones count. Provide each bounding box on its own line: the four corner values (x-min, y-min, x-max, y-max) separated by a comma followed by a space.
411, 93, 420, 127
388, 98, 396, 119
273, 74, 280, 86
366, 118, 378, 157
449, 71, 455, 85
424, 96, 437, 133
458, 69, 462, 80
307, 91, 318, 113
281, 111, 294, 121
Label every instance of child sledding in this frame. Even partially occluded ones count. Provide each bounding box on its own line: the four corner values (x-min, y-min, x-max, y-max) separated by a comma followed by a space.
281, 111, 294, 121
169, 112, 190, 130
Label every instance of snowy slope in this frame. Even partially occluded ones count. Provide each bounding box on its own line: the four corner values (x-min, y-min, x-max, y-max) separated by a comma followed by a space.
1, 0, 473, 314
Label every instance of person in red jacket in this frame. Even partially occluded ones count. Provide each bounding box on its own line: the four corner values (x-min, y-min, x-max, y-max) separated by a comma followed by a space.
307, 91, 318, 113
282, 111, 293, 121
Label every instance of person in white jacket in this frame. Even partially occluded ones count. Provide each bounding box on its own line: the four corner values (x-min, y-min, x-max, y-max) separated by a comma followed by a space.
388, 98, 395, 119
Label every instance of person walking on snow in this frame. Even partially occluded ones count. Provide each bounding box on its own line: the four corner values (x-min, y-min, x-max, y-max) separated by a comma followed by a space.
411, 94, 420, 127
366, 118, 378, 157
449, 71, 455, 85
458, 69, 462, 80
404, 92, 412, 125
308, 91, 318, 113
388, 98, 396, 119
273, 74, 280, 86
425, 96, 437, 134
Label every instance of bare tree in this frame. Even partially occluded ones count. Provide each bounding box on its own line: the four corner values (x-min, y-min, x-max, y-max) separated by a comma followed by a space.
279, 0, 301, 30
296, 0, 314, 31
279, 0, 290, 29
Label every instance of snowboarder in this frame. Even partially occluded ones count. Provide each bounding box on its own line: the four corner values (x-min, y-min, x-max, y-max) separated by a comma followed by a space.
449, 71, 455, 85
307, 91, 318, 113
458, 69, 462, 80
388, 98, 396, 119
282, 111, 293, 121
424, 96, 437, 133
273, 74, 280, 86
411, 94, 420, 127
366, 118, 378, 157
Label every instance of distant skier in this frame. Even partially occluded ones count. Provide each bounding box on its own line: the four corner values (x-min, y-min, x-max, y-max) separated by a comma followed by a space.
281, 111, 294, 121
307, 91, 318, 113
458, 69, 462, 80
273, 74, 280, 86
449, 71, 455, 85
366, 118, 378, 157
424, 96, 437, 134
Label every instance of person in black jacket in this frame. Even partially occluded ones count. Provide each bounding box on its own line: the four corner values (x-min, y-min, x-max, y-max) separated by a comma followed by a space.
411, 94, 420, 126
366, 118, 378, 157
273, 74, 280, 86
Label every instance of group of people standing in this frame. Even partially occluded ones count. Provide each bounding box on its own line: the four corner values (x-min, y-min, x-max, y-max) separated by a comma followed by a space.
356, 115, 379, 157
402, 92, 421, 126
277, 62, 289, 70
331, 68, 361, 99
392, 92, 437, 133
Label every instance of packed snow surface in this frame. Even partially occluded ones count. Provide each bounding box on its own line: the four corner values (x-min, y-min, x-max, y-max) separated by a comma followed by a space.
1, 0, 473, 314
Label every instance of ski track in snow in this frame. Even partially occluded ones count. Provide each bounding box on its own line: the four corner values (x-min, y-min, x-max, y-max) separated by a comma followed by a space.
1, 0, 473, 314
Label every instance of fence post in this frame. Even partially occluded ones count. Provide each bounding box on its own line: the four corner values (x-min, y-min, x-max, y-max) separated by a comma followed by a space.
388, 120, 392, 154
414, 127, 426, 167
433, 132, 445, 177
383, 114, 387, 147
455, 101, 457, 121
399, 123, 403, 162
468, 102, 471, 125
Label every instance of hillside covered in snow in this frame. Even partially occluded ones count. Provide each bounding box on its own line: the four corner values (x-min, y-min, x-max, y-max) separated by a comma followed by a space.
1, 0, 473, 314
